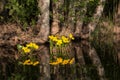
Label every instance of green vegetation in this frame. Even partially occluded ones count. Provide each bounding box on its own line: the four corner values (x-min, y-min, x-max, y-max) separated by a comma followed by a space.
5, 0, 39, 29
17, 42, 39, 66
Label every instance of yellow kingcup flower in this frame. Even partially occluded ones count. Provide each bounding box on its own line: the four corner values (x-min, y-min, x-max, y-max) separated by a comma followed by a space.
33, 61, 39, 66
32, 43, 39, 49
56, 57, 63, 64
69, 58, 75, 64
49, 61, 59, 65
49, 35, 54, 40
56, 39, 63, 46
23, 59, 40, 66
69, 33, 74, 40
61, 36, 70, 43
61, 36, 66, 40
27, 61, 33, 65
26, 43, 32, 47
23, 59, 33, 65
49, 35, 58, 42
52, 37, 58, 42
23, 59, 30, 64
62, 59, 70, 65
26, 42, 39, 49
22, 47, 31, 53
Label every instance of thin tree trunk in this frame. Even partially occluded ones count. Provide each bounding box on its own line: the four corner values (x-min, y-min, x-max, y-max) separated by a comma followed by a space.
38, 45, 50, 80
81, 41, 107, 80
89, 47, 106, 80
59, 0, 69, 35
74, 0, 88, 37
118, 1, 120, 15
36, 0, 50, 43
0, 0, 5, 13
81, 0, 106, 39
51, 0, 61, 35
60, 0, 75, 36
114, 0, 120, 44
67, 0, 75, 34
74, 43, 91, 80
115, 0, 120, 24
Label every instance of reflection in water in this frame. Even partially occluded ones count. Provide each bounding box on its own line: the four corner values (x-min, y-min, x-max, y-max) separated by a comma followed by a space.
38, 45, 50, 80
81, 41, 106, 80
0, 41, 120, 80
74, 41, 106, 80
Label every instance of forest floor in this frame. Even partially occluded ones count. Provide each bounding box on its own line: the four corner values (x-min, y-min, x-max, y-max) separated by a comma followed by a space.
0, 22, 119, 57
0, 23, 42, 46
0, 22, 119, 45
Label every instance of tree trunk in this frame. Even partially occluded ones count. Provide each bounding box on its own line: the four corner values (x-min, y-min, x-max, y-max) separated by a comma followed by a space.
74, 0, 88, 37
51, 0, 62, 35
81, 0, 106, 39
59, 0, 69, 35
38, 45, 50, 80
115, 0, 120, 24
60, 0, 75, 36
81, 41, 106, 80
89, 46, 106, 80
74, 43, 90, 80
118, 1, 120, 15
67, 0, 75, 34
0, 0, 5, 13
36, 0, 50, 43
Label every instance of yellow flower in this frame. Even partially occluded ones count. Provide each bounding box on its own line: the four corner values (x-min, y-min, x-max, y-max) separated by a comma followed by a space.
49, 35, 58, 42
62, 59, 70, 65
69, 58, 75, 64
49, 61, 59, 65
23, 59, 40, 66
61, 36, 70, 43
23, 59, 33, 65
52, 37, 58, 42
28, 62, 33, 65
56, 39, 63, 46
56, 57, 63, 64
22, 47, 31, 53
32, 44, 39, 49
33, 61, 39, 66
69, 33, 74, 40
26, 42, 39, 49
49, 35, 54, 40
23, 59, 30, 63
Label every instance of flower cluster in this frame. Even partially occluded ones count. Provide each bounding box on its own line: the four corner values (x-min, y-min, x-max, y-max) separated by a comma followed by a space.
26, 42, 39, 50
22, 47, 31, 53
50, 57, 75, 66
18, 42, 39, 53
22, 59, 39, 66
49, 33, 74, 46
17, 42, 39, 66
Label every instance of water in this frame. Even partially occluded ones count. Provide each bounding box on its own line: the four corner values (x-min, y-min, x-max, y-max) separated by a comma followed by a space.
0, 41, 120, 80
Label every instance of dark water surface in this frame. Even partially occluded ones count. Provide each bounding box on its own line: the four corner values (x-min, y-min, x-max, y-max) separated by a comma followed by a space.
0, 41, 120, 80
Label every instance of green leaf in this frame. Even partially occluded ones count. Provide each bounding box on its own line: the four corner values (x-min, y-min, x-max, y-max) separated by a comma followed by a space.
17, 44, 23, 50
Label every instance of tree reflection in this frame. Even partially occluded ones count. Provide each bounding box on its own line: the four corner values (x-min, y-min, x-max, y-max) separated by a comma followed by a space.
0, 41, 120, 80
